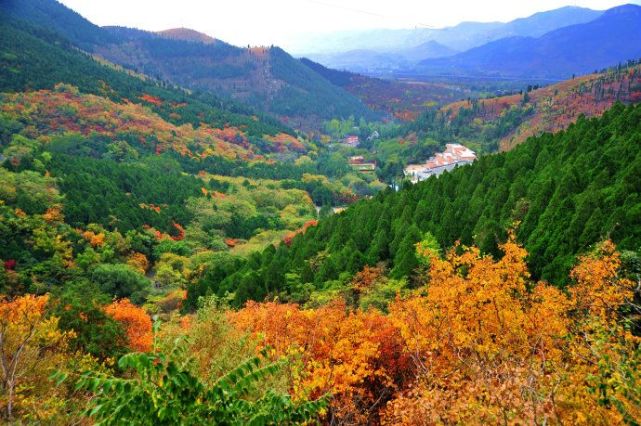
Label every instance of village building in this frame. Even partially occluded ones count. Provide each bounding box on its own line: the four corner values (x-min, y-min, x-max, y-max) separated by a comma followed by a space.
349, 155, 376, 174
343, 135, 360, 147
404, 143, 476, 183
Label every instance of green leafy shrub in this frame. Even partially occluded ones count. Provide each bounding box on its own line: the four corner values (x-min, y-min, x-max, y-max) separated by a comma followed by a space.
59, 345, 327, 425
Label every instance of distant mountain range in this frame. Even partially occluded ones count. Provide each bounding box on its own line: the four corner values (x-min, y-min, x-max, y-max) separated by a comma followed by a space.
1, 0, 376, 124
299, 6, 604, 74
308, 41, 457, 75
412, 4, 641, 80
301, 5, 641, 81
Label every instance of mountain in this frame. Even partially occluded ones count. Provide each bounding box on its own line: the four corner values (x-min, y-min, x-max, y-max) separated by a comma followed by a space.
299, 6, 602, 74
0, 14, 289, 138
4, 1, 641, 423
402, 40, 458, 62
0, 4, 388, 276
1, 0, 376, 124
0, 15, 293, 136
444, 63, 641, 151
1, 0, 114, 49
95, 27, 375, 124
308, 41, 457, 76
427, 5, 604, 51
157, 28, 217, 44
297, 6, 602, 55
412, 4, 641, 80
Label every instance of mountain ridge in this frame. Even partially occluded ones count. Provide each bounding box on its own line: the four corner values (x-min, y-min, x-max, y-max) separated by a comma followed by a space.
1, 0, 376, 124
412, 4, 641, 80
299, 6, 603, 74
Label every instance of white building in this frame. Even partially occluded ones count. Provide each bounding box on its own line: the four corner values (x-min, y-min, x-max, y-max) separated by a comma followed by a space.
404, 144, 476, 183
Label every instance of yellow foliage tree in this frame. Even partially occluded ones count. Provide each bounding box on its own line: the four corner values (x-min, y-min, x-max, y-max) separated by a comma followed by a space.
383, 238, 639, 425
127, 252, 149, 274
0, 294, 74, 421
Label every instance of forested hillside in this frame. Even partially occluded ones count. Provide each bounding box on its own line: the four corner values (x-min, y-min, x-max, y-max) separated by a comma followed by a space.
0, 15, 287, 137
2, 0, 376, 124
187, 103, 641, 308
0, 2, 387, 255
0, 86, 382, 248
3, 102, 641, 424
399, 61, 641, 154
317, 62, 641, 188
301, 58, 476, 120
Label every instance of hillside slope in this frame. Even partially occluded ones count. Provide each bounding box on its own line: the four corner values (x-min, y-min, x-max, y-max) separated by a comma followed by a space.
300, 58, 474, 120
2, 0, 375, 124
187, 102, 641, 307
95, 28, 375, 123
403, 62, 641, 153
0, 88, 276, 160
0, 15, 289, 138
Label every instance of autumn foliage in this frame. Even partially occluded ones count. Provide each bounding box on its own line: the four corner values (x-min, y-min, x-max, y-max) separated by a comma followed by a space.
127, 252, 150, 274
170, 222, 185, 241
0, 89, 291, 160
282, 219, 318, 246
105, 299, 152, 352
139, 94, 163, 106
0, 295, 73, 420
440, 64, 641, 151
228, 237, 640, 424
264, 133, 307, 153
229, 300, 412, 424
82, 230, 105, 247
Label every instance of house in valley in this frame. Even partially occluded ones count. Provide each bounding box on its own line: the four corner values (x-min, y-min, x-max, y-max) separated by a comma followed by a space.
344, 135, 360, 147
349, 155, 376, 174
404, 143, 476, 183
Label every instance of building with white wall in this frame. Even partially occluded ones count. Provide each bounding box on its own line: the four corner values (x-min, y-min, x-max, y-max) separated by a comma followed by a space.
404, 144, 476, 183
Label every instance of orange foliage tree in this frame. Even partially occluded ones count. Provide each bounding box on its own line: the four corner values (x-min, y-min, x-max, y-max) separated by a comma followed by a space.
229, 300, 412, 424
384, 238, 572, 424
105, 299, 152, 352
82, 230, 105, 247
570, 240, 634, 321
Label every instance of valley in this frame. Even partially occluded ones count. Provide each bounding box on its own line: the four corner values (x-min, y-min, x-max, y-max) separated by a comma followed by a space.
1, 0, 641, 424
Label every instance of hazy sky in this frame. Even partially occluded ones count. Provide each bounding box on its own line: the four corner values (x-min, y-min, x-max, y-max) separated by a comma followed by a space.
58, 0, 638, 51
